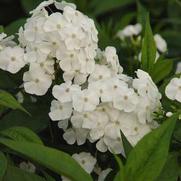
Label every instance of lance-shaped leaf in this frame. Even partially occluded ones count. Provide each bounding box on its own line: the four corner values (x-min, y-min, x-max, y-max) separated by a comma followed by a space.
121, 131, 133, 157
0, 91, 29, 114
124, 113, 178, 181
0, 151, 7, 179
0, 26, 4, 33
0, 127, 43, 145
0, 139, 92, 181
113, 155, 124, 181
156, 152, 180, 181
151, 58, 173, 83
141, 14, 156, 73
4, 165, 46, 181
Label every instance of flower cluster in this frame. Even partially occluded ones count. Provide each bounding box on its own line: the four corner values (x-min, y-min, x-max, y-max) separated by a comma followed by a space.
0, 0, 98, 96
49, 45, 161, 154
0, 0, 162, 155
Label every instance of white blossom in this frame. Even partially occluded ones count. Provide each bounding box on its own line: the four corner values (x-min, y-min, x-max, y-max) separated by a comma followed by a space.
176, 62, 181, 74
154, 34, 167, 53
61, 152, 96, 181
23, 63, 52, 95
19, 161, 36, 173
165, 77, 181, 102
72, 89, 99, 112
63, 128, 88, 145
49, 100, 72, 121
52, 82, 80, 103
0, 46, 25, 74
113, 87, 138, 112
117, 23, 142, 39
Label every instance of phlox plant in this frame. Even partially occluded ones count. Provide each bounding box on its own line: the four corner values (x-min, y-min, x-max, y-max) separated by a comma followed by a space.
0, 0, 180, 181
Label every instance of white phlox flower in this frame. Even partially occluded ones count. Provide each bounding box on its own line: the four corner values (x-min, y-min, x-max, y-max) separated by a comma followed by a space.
23, 63, 52, 95
154, 34, 167, 53
117, 23, 142, 39
19, 161, 36, 173
0, 46, 25, 74
49, 100, 72, 121
61, 152, 96, 181
165, 77, 181, 102
176, 62, 181, 74
0, 33, 16, 50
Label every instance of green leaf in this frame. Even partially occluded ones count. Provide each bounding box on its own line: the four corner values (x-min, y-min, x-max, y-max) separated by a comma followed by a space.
20, 0, 43, 13
0, 91, 29, 114
156, 153, 180, 181
5, 18, 26, 35
0, 127, 43, 145
113, 155, 124, 181
141, 14, 157, 73
124, 113, 178, 181
0, 101, 49, 133
137, 1, 147, 28
0, 139, 92, 181
0, 25, 4, 33
90, 0, 134, 16
42, 171, 55, 181
151, 58, 173, 83
0, 151, 7, 179
3, 165, 45, 181
121, 131, 133, 157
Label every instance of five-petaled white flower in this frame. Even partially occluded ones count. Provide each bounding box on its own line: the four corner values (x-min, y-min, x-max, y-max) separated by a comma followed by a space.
165, 77, 181, 103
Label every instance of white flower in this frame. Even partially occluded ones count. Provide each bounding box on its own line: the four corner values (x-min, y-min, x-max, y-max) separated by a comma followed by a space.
0, 33, 6, 41
63, 128, 88, 145
52, 82, 80, 103
19, 161, 36, 173
89, 65, 111, 82
83, 111, 109, 141
117, 23, 142, 39
49, 100, 72, 121
72, 89, 99, 112
24, 51, 55, 75
133, 69, 161, 102
58, 119, 69, 130
98, 168, 112, 181
57, 49, 81, 72
154, 34, 167, 53
113, 87, 138, 112
63, 71, 88, 85
176, 62, 181, 74
166, 112, 173, 117
43, 12, 67, 33
16, 92, 24, 103
54, 1, 76, 10
61, 152, 96, 181
104, 46, 121, 73
0, 46, 25, 74
0, 33, 16, 50
135, 97, 155, 124
116, 112, 151, 146
30, 0, 54, 15
23, 16, 46, 43
165, 77, 181, 102
88, 80, 112, 102
72, 152, 96, 174
23, 63, 52, 95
